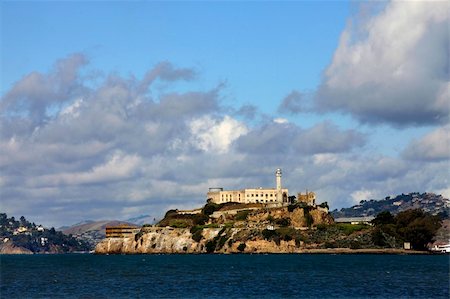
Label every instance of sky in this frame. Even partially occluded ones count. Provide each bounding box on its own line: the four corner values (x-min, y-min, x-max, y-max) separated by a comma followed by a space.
1, 0, 449, 227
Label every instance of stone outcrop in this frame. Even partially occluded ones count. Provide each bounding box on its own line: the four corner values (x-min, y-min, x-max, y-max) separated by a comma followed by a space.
0, 242, 33, 254
95, 227, 304, 254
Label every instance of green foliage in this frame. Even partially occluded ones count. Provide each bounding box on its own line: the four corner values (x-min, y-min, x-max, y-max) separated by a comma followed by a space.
205, 240, 217, 253
202, 203, 221, 216
142, 224, 152, 227
372, 211, 394, 226
169, 220, 189, 228
316, 224, 328, 231
349, 240, 362, 249
0, 213, 90, 252
135, 231, 144, 242
192, 230, 203, 242
235, 210, 251, 221
192, 213, 209, 225
324, 241, 337, 248
336, 223, 369, 235
305, 212, 314, 227
372, 209, 442, 250
262, 229, 277, 240
318, 202, 329, 210
275, 218, 290, 227
287, 204, 297, 212
266, 215, 274, 222
288, 196, 296, 204
237, 243, 246, 252
203, 227, 231, 253
164, 209, 178, 218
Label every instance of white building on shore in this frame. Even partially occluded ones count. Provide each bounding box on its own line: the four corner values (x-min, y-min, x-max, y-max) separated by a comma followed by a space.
207, 169, 289, 206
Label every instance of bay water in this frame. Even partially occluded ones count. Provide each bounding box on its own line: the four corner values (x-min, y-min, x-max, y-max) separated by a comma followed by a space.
1, 254, 449, 298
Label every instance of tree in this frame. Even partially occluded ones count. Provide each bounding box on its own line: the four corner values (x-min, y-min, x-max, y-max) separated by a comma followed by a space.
372, 211, 394, 226
288, 196, 296, 204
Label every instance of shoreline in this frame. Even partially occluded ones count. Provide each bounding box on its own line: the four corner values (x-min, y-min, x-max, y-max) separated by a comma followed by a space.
2, 249, 444, 255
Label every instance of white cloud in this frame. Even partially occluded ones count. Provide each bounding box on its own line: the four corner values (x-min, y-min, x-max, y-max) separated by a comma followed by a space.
316, 1, 449, 125
273, 118, 288, 124
189, 115, 248, 153
403, 125, 450, 161
351, 189, 376, 203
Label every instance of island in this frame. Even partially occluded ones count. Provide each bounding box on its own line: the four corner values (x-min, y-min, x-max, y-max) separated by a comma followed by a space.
96, 169, 447, 254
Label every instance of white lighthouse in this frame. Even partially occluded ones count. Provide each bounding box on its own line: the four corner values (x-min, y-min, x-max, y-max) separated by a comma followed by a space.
275, 168, 282, 203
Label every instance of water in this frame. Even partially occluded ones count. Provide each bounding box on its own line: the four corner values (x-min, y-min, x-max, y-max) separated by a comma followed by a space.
1, 254, 449, 298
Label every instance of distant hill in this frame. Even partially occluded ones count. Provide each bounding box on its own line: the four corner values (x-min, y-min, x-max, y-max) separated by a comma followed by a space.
60, 220, 137, 248
332, 192, 449, 219
0, 213, 90, 254
126, 214, 155, 226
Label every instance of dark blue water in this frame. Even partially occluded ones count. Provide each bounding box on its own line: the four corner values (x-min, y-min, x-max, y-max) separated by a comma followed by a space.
1, 254, 449, 298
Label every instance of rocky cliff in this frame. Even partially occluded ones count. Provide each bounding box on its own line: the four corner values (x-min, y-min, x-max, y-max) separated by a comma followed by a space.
96, 227, 307, 254
96, 205, 335, 254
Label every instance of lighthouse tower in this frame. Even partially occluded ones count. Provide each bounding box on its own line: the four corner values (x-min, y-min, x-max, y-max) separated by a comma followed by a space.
275, 168, 282, 204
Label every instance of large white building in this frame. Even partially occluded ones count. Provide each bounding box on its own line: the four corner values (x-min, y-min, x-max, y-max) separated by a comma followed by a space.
207, 169, 289, 205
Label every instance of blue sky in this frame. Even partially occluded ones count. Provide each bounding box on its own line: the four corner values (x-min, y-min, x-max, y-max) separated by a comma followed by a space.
2, 2, 347, 108
1, 1, 448, 227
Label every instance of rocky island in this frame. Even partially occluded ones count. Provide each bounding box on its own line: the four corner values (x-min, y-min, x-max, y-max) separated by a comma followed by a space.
96, 169, 448, 254
95, 198, 446, 254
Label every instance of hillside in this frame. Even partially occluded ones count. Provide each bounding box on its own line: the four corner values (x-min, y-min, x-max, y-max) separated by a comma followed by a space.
332, 192, 449, 218
0, 213, 90, 254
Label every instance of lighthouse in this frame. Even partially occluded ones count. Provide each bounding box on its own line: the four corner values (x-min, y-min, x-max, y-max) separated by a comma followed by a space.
275, 168, 282, 203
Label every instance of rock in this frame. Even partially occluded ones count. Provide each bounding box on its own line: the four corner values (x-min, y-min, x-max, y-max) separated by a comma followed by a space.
0, 242, 33, 254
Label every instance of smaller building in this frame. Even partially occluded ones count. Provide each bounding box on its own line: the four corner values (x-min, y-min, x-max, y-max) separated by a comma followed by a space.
297, 191, 316, 206
334, 216, 374, 225
105, 225, 139, 238
403, 242, 411, 250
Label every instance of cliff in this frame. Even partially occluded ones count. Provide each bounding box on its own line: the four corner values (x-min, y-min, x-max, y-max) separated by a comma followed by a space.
96, 205, 336, 254
96, 227, 307, 254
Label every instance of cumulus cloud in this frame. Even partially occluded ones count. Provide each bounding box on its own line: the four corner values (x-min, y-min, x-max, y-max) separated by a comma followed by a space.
278, 90, 304, 114
403, 125, 450, 161
1, 53, 88, 123
236, 121, 365, 155
315, 1, 449, 125
189, 115, 248, 153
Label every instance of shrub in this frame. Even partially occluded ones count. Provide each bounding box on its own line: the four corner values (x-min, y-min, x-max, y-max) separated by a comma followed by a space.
275, 218, 290, 227
193, 213, 209, 225
349, 240, 362, 249
134, 231, 144, 242
305, 212, 314, 227
164, 209, 178, 218
192, 230, 203, 242
262, 229, 277, 240
169, 220, 189, 228
324, 241, 336, 248
316, 224, 328, 231
235, 210, 250, 221
336, 223, 368, 235
202, 203, 220, 216
267, 215, 274, 222
287, 204, 297, 212
318, 202, 329, 210
205, 240, 217, 253
237, 243, 246, 252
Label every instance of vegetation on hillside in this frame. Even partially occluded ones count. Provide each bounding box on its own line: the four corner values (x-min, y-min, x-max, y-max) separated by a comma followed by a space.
0, 213, 91, 253
371, 209, 442, 250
